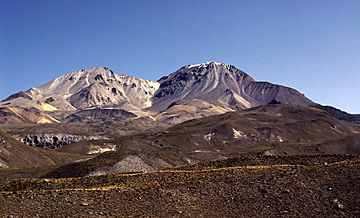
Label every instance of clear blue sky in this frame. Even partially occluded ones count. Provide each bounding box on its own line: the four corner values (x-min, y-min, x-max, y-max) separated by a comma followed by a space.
0, 0, 359, 113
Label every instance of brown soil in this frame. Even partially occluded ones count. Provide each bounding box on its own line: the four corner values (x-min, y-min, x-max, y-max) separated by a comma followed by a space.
1, 155, 359, 217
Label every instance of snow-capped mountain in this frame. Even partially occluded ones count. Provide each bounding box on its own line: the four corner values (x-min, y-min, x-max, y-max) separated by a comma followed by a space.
30, 67, 159, 111
152, 62, 313, 111
0, 67, 159, 123
0, 62, 315, 124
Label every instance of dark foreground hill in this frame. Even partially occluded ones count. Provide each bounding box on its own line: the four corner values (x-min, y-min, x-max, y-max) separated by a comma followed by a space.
0, 155, 359, 217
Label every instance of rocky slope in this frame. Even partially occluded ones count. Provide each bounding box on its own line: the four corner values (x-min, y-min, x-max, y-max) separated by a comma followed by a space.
64, 108, 137, 122
0, 129, 88, 169
314, 104, 360, 124
0, 67, 159, 124
1, 155, 359, 217
1, 62, 316, 125
152, 62, 314, 111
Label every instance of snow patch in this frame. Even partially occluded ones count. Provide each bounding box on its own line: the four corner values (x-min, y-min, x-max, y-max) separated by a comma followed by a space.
37, 116, 60, 124
147, 115, 156, 121
263, 150, 274, 156
185, 158, 193, 164
0, 160, 8, 168
185, 61, 225, 69
331, 125, 343, 133
233, 128, 247, 139
39, 102, 58, 112
88, 144, 116, 154
232, 93, 251, 108
193, 150, 212, 153
204, 133, 215, 141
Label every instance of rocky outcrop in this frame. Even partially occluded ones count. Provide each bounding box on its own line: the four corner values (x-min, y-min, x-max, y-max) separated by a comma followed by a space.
18, 134, 105, 149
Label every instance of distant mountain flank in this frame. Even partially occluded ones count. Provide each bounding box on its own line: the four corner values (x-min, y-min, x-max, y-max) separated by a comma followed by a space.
314, 104, 360, 124
1, 61, 356, 125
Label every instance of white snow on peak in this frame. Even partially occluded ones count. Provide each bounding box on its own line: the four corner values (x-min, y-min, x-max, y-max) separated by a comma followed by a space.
4, 66, 161, 112
185, 61, 227, 69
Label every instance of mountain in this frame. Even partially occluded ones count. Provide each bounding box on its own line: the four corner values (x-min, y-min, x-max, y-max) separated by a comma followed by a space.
1, 63, 359, 218
0, 67, 159, 124
152, 62, 314, 112
0, 62, 340, 127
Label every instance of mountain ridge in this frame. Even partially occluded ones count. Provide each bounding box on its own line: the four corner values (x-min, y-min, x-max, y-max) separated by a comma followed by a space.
2, 61, 354, 126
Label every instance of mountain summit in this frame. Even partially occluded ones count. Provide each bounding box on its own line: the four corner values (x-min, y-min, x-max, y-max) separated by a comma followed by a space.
152, 62, 313, 111
0, 62, 314, 124
1, 67, 159, 123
